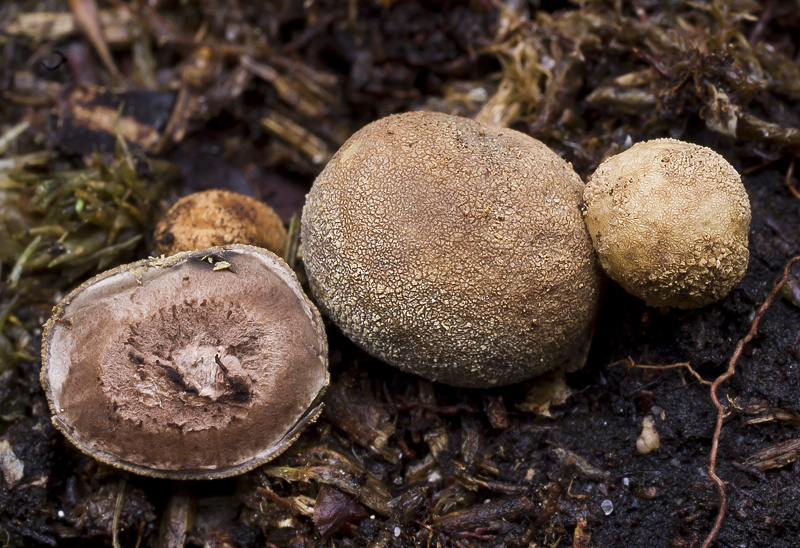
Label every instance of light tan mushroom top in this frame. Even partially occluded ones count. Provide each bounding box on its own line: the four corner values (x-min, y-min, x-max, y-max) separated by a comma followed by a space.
583, 138, 751, 308
152, 189, 287, 256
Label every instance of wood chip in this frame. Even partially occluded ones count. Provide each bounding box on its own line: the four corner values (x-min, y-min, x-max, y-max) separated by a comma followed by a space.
743, 439, 800, 471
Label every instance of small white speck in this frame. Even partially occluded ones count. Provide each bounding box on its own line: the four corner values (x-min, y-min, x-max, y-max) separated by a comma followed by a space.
601, 499, 614, 515
393, 527, 401, 537
623, 134, 633, 149
484, 499, 491, 504
370, 515, 375, 520
623, 477, 630, 487
57, 510, 65, 518
467, 88, 488, 102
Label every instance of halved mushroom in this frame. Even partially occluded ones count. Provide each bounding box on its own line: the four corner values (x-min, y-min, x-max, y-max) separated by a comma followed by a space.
41, 245, 328, 479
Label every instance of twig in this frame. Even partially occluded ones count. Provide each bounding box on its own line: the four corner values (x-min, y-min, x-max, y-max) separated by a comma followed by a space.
133, 521, 145, 548
112, 478, 126, 548
701, 255, 800, 548
393, 397, 477, 415
0, 121, 30, 155
612, 357, 712, 386
67, 0, 122, 81
785, 158, 800, 200
8, 235, 42, 289
748, 0, 773, 43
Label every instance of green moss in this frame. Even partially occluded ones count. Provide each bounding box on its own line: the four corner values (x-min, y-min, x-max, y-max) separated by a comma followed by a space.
0, 141, 175, 373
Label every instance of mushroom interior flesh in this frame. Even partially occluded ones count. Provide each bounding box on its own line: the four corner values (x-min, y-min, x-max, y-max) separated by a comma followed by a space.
41, 245, 328, 479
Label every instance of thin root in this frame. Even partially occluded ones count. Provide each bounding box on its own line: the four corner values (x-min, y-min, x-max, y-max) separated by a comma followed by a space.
786, 158, 800, 200
612, 357, 712, 386
701, 255, 800, 548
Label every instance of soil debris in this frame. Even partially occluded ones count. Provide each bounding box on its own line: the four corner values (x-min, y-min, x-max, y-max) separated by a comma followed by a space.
1, 0, 800, 547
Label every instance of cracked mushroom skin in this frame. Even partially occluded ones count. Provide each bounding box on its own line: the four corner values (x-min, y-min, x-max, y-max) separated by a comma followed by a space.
583, 138, 751, 309
302, 111, 602, 388
152, 189, 287, 256
40, 245, 328, 479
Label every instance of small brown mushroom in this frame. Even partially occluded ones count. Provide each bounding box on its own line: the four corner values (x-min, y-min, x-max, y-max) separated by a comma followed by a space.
152, 189, 287, 257
40, 245, 328, 479
582, 138, 751, 308
302, 111, 602, 388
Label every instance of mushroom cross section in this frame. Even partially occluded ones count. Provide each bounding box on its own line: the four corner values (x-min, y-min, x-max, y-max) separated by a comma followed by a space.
41, 245, 328, 479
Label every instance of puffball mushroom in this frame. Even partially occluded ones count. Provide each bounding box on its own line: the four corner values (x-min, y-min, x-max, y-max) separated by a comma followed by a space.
152, 189, 287, 257
40, 245, 328, 479
582, 138, 751, 309
302, 111, 602, 388
636, 415, 661, 454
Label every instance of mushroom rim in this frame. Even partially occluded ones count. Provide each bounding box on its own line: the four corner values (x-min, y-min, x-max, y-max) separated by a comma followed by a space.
39, 244, 330, 480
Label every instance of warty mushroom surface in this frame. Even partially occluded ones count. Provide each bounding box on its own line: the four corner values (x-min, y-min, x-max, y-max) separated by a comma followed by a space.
302, 111, 602, 388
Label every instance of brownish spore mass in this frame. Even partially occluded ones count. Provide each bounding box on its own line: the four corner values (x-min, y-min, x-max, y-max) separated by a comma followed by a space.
302, 111, 602, 388
41, 245, 328, 479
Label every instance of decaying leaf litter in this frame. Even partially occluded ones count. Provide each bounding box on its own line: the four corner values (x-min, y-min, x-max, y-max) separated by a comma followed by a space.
1, 0, 800, 546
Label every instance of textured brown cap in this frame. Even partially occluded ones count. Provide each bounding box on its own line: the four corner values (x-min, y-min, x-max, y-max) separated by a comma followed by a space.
302, 111, 602, 388
583, 138, 751, 308
41, 245, 328, 479
152, 190, 287, 257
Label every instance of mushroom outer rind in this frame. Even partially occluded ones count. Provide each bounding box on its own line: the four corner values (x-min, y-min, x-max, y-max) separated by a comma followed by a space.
46, 396, 326, 481
302, 111, 602, 388
582, 138, 751, 309
40, 245, 328, 480
152, 190, 288, 257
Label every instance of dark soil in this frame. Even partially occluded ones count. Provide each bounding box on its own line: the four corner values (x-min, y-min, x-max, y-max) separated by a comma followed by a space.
1, 1, 800, 547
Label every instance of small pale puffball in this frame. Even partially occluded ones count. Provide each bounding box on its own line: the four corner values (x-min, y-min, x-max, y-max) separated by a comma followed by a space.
636, 415, 661, 454
583, 138, 751, 308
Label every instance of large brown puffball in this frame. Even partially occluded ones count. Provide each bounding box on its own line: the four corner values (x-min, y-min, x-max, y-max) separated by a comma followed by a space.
582, 138, 751, 309
302, 111, 602, 388
152, 190, 287, 256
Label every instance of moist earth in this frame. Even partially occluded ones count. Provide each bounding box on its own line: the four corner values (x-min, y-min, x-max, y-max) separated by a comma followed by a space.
1, 1, 800, 547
